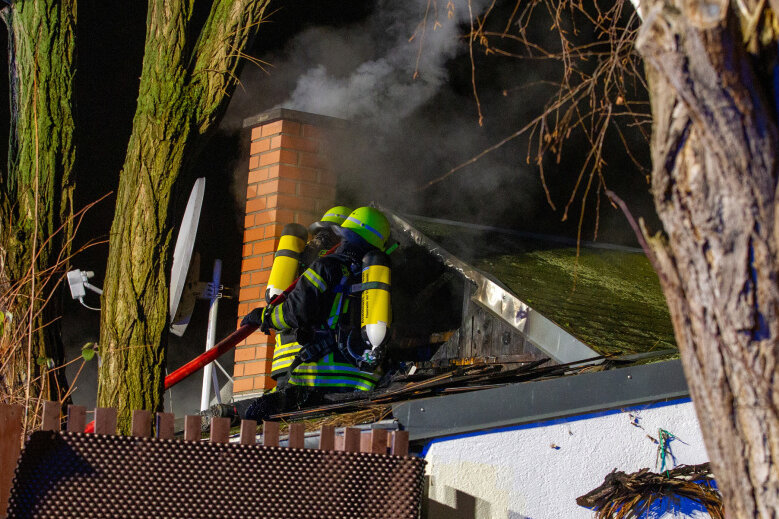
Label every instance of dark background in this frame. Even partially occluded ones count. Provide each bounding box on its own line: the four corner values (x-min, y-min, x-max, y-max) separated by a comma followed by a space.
1, 0, 654, 413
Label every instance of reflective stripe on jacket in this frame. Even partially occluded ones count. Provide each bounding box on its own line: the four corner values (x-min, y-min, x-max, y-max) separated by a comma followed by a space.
270, 332, 303, 380
266, 247, 379, 391
287, 352, 379, 391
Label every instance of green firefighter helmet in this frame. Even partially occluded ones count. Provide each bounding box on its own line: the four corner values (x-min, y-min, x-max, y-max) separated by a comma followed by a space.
309, 205, 352, 234
341, 207, 390, 251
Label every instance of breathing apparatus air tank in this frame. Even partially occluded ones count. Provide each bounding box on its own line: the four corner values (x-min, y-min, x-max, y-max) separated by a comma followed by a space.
360, 250, 391, 350
265, 223, 308, 303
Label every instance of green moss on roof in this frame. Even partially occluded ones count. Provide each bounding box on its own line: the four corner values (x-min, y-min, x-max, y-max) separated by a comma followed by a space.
409, 218, 677, 356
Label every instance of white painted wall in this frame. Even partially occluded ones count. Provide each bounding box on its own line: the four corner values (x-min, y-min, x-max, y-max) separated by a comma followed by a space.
422, 398, 710, 519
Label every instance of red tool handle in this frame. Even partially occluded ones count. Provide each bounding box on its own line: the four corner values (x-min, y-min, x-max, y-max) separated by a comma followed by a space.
164, 324, 258, 387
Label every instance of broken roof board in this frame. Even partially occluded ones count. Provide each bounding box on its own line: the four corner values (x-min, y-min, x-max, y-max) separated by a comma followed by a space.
395, 214, 677, 357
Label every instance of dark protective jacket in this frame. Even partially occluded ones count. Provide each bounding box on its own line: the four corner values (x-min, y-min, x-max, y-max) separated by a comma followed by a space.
266, 241, 380, 391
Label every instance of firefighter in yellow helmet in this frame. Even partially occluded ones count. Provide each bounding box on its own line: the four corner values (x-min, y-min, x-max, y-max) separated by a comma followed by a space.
236, 207, 392, 422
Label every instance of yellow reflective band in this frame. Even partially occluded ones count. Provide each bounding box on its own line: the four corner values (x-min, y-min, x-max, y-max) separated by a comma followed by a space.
302, 268, 327, 292
272, 343, 303, 359
271, 306, 289, 330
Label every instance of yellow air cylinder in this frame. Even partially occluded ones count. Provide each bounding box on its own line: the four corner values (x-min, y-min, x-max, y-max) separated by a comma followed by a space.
360, 250, 391, 349
265, 223, 308, 303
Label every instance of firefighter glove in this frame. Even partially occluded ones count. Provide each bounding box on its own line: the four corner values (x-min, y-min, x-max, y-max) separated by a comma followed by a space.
241, 307, 273, 334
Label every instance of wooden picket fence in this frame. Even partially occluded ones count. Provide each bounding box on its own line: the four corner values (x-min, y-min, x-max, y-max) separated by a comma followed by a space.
1, 401, 415, 518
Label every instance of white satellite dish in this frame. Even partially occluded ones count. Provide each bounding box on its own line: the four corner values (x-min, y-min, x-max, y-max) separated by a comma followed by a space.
169, 177, 206, 336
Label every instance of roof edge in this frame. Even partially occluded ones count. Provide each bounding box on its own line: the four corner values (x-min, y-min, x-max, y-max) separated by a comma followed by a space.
393, 359, 689, 442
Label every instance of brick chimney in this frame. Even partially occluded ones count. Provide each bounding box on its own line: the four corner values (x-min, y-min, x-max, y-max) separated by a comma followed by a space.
234, 109, 343, 399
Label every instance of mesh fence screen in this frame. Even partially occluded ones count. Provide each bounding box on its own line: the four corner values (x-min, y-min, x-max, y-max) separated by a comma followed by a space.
8, 431, 425, 518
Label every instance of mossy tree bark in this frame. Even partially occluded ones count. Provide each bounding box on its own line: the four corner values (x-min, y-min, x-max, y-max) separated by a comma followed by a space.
0, 1, 76, 404
97, 0, 269, 433
635, 1, 779, 515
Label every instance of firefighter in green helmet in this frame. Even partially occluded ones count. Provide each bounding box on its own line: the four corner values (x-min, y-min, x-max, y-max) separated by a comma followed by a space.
216, 206, 393, 423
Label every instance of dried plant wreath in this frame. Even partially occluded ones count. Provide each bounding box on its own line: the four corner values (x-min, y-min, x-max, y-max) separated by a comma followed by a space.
576, 463, 723, 519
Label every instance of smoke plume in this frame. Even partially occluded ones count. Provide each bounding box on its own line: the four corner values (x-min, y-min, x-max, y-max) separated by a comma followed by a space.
225, 0, 542, 223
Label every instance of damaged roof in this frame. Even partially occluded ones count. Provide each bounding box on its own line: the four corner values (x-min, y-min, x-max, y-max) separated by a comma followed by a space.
399, 214, 677, 357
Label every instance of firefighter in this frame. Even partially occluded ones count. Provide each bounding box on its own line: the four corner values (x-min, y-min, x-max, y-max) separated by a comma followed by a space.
269, 206, 353, 387
229, 206, 392, 422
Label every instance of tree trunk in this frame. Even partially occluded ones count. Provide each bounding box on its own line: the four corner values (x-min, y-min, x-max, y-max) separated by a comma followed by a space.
636, 2, 779, 516
0, 1, 76, 407
97, 0, 269, 433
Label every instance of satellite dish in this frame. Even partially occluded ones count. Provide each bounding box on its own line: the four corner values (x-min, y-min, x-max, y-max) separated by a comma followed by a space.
169, 177, 205, 335
170, 252, 201, 336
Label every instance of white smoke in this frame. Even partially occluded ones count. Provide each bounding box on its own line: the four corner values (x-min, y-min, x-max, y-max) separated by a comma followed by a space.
279, 0, 489, 123
223, 0, 541, 221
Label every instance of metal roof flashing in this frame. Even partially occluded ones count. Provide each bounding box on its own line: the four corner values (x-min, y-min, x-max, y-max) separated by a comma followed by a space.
392, 359, 689, 442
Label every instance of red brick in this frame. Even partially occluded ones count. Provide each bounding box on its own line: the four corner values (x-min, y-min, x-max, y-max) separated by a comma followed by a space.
240, 273, 251, 287
261, 120, 301, 137
253, 238, 277, 255
267, 164, 318, 183
244, 333, 274, 348
239, 286, 261, 302
233, 363, 245, 377
249, 155, 261, 170
298, 182, 336, 200
302, 124, 323, 139
233, 377, 254, 393
274, 194, 318, 212
299, 152, 328, 170
252, 209, 276, 225
235, 347, 257, 362
274, 134, 319, 153
264, 223, 285, 239
259, 149, 298, 167
261, 254, 275, 269
254, 209, 295, 225
238, 303, 249, 316
246, 184, 258, 199
242, 256, 262, 271
255, 345, 271, 359
250, 138, 271, 156
248, 167, 270, 184
242, 243, 253, 257
256, 178, 297, 196
245, 197, 266, 214
244, 360, 269, 376
251, 126, 263, 141
243, 227, 265, 243
251, 270, 271, 285
246, 300, 264, 313
254, 375, 275, 391
244, 214, 254, 228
